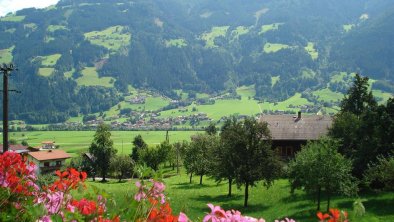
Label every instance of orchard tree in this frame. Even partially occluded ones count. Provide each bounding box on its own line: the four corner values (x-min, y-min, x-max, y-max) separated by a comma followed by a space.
288, 138, 356, 211
223, 117, 282, 207
184, 134, 218, 185
139, 141, 171, 171
210, 117, 241, 196
131, 134, 147, 162
110, 155, 134, 182
89, 124, 117, 182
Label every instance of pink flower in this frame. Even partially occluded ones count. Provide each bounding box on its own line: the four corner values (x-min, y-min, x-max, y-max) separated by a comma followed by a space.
178, 212, 189, 222
275, 218, 296, 222
203, 203, 227, 222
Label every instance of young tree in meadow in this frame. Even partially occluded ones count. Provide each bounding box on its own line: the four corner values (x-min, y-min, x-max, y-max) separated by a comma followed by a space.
288, 138, 356, 211
173, 141, 188, 174
139, 141, 171, 171
131, 134, 147, 162
110, 155, 134, 182
89, 124, 117, 182
209, 117, 241, 196
184, 134, 217, 185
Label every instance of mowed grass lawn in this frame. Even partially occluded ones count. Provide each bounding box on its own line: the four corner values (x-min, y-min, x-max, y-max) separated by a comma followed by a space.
10, 131, 200, 155
81, 169, 394, 222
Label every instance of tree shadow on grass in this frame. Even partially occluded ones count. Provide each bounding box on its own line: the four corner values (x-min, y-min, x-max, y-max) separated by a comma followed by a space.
191, 194, 243, 203
337, 197, 394, 216
173, 182, 215, 190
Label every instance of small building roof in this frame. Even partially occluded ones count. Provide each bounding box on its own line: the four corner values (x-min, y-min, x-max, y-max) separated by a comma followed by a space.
259, 114, 332, 140
28, 150, 71, 161
0, 144, 29, 153
42, 141, 55, 144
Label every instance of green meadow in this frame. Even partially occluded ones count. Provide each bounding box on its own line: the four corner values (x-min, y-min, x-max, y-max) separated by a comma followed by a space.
0, 15, 25, 22
9, 131, 199, 155
165, 39, 187, 48
0, 46, 14, 64
47, 25, 68, 32
343, 24, 355, 32
201, 26, 230, 48
79, 169, 394, 222
304, 42, 318, 60
312, 88, 343, 102
259, 23, 283, 34
84, 25, 131, 53
38, 68, 55, 77
39, 54, 62, 66
231, 26, 250, 39
76, 67, 115, 87
263, 43, 291, 53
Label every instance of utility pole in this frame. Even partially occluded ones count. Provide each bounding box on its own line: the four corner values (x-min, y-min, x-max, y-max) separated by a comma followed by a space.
1, 63, 17, 152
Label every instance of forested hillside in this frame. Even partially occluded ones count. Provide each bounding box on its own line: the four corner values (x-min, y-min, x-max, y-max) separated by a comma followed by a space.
0, 0, 393, 123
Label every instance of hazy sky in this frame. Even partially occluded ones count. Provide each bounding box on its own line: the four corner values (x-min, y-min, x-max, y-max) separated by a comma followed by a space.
0, 0, 59, 16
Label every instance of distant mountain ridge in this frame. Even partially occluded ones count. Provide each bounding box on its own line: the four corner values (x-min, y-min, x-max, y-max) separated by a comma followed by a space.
0, 0, 393, 123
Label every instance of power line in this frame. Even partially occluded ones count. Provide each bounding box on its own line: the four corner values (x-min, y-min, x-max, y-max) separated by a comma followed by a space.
1, 63, 18, 152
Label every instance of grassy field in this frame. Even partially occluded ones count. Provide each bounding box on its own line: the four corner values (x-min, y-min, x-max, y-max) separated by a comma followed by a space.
304, 42, 318, 60
271, 76, 280, 87
40, 54, 62, 66
38, 68, 55, 77
47, 25, 68, 32
76, 67, 115, 87
201, 26, 230, 48
9, 131, 199, 155
165, 39, 187, 48
24, 23, 37, 30
231, 26, 250, 39
263, 43, 291, 53
343, 24, 355, 32
64, 68, 75, 78
79, 169, 394, 222
84, 25, 131, 53
312, 88, 343, 102
0, 15, 25, 22
0, 45, 14, 64
259, 23, 283, 34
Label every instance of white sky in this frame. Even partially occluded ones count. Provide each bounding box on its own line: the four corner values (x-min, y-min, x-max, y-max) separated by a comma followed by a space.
0, 0, 60, 17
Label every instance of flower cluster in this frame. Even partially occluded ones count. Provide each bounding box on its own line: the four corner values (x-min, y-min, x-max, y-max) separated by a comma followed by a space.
0, 151, 39, 195
203, 203, 296, 222
317, 209, 348, 222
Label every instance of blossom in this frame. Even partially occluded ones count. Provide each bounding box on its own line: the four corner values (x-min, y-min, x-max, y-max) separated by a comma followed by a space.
203, 203, 227, 222
72, 198, 97, 215
178, 212, 189, 222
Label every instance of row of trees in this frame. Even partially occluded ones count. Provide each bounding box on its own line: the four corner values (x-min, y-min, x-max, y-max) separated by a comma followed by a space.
80, 74, 392, 210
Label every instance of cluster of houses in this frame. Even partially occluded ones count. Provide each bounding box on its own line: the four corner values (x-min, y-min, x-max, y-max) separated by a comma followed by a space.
1, 112, 333, 175
0, 141, 70, 175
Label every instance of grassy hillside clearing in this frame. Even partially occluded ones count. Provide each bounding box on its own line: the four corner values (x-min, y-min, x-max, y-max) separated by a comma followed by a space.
201, 26, 230, 48
343, 24, 355, 32
304, 42, 318, 60
312, 88, 343, 102
259, 23, 283, 34
271, 76, 280, 87
0, 15, 25, 22
0, 46, 14, 64
38, 68, 55, 77
231, 26, 250, 39
165, 39, 187, 48
84, 25, 131, 53
77, 170, 394, 222
263, 43, 292, 53
76, 67, 115, 87
35, 54, 62, 67
24, 23, 37, 30
47, 25, 68, 32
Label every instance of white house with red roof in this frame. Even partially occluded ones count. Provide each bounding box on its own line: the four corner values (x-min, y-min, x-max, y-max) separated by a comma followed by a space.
27, 150, 71, 174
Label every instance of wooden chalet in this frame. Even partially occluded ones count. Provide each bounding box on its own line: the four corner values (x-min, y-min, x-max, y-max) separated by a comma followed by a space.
260, 112, 332, 159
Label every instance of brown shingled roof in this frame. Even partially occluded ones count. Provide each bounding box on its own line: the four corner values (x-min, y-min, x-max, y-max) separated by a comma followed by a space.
0, 144, 29, 153
259, 114, 332, 140
28, 150, 71, 161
